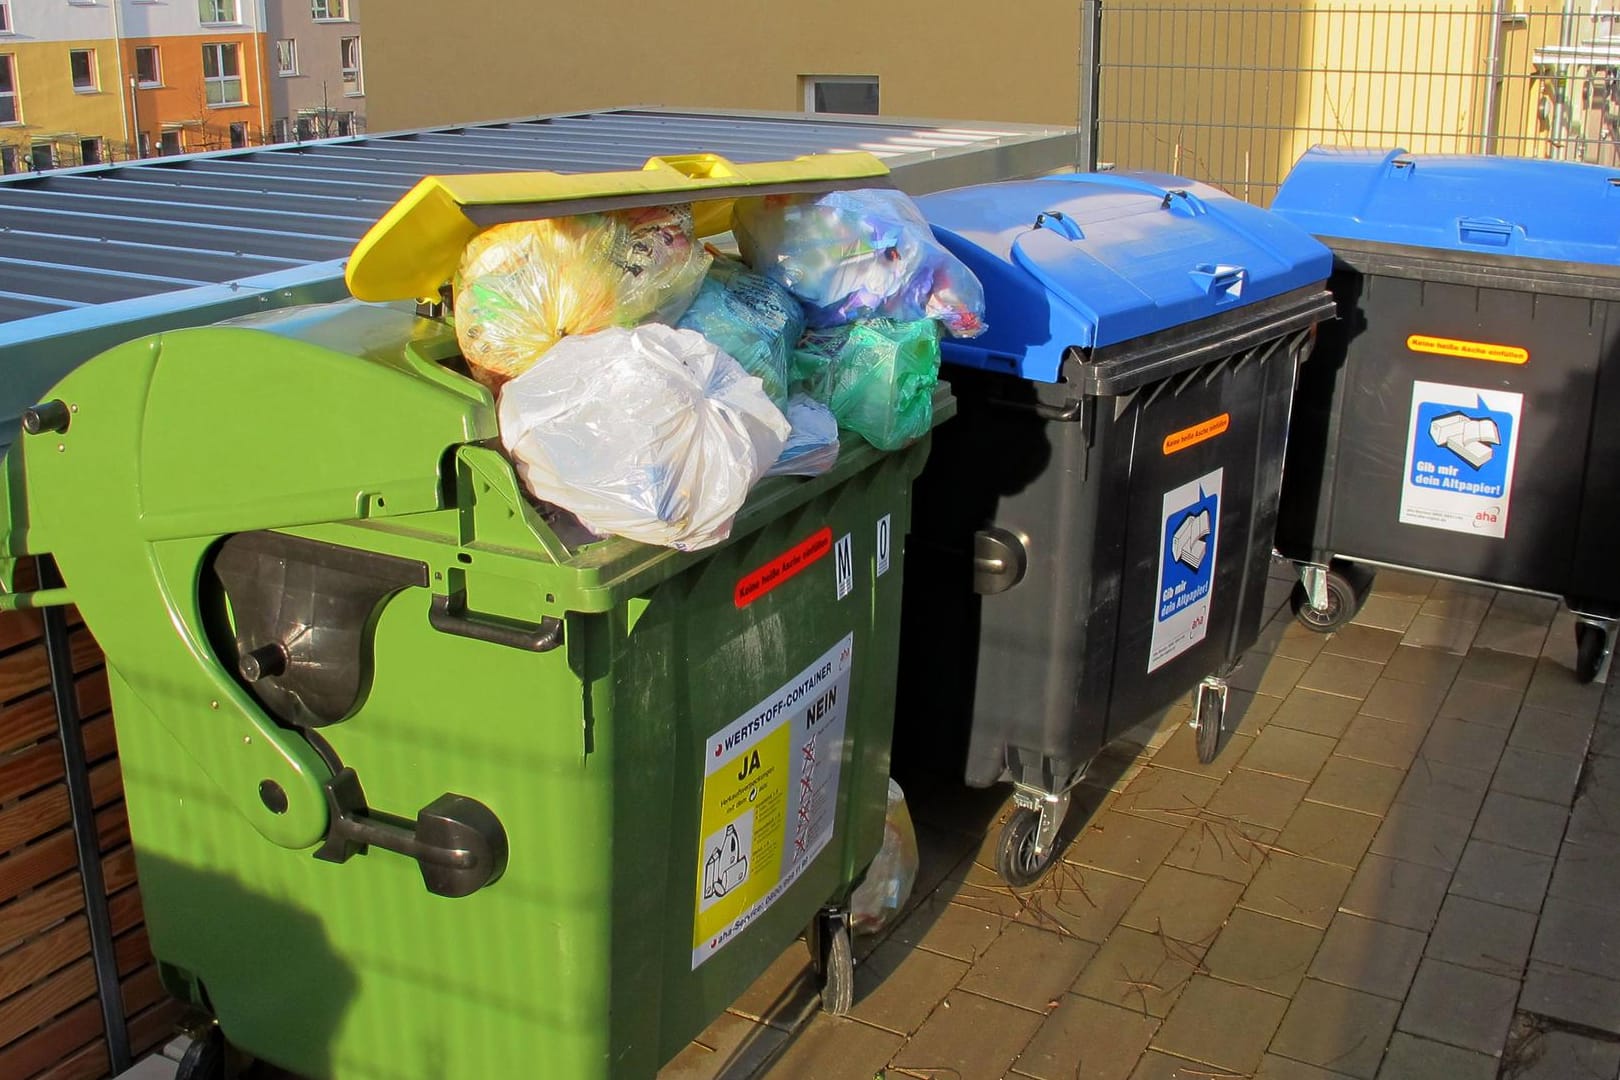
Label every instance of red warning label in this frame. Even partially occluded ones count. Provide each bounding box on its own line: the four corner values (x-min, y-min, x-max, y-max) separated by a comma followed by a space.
735, 528, 833, 608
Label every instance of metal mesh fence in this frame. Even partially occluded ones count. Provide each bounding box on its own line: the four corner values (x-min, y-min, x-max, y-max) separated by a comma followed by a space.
1093, 0, 1620, 203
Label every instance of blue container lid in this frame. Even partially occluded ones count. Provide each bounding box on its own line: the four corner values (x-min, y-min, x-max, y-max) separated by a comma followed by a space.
1272, 146, 1620, 265
915, 171, 1332, 383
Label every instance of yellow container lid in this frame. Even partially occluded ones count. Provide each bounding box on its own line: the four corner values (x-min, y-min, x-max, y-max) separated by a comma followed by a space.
345, 151, 892, 303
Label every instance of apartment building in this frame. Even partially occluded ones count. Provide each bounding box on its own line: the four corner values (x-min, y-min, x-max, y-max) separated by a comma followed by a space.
0, 0, 269, 172
266, 0, 363, 143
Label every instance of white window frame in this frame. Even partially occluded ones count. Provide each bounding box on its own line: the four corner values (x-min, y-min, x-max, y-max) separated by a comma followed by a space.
70, 49, 98, 93
0, 3, 12, 34
134, 46, 161, 88
801, 75, 879, 115
197, 0, 239, 26
339, 36, 361, 96
311, 0, 348, 21
274, 38, 297, 77
0, 54, 17, 125
201, 41, 244, 106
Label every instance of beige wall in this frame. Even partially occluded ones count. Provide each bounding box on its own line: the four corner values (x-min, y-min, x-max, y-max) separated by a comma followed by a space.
362, 1, 1081, 132
266, 0, 364, 132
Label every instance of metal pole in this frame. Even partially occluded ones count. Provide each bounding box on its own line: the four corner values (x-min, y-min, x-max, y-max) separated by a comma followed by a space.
1078, 0, 1104, 172
1482, 0, 1508, 154
40, 558, 132, 1075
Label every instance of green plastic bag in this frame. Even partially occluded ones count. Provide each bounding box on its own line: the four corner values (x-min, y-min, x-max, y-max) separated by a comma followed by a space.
794, 319, 940, 451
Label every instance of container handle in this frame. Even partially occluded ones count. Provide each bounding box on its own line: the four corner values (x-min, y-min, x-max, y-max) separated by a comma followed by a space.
1032, 210, 1085, 241
429, 591, 563, 653
1457, 217, 1514, 248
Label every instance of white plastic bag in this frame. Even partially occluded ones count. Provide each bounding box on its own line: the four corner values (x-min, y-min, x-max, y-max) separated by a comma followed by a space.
497, 324, 790, 551
850, 779, 920, 935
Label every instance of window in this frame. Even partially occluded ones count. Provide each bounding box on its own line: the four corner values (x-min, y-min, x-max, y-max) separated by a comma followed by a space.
159, 129, 181, 156
310, 0, 347, 20
201, 42, 243, 105
229, 121, 246, 147
271, 117, 289, 143
295, 115, 312, 141
0, 145, 16, 173
134, 46, 160, 87
336, 110, 353, 137
0, 4, 10, 33
802, 76, 879, 116
30, 142, 52, 170
197, 0, 237, 25
137, 131, 151, 157
0, 55, 16, 124
274, 38, 296, 76
339, 36, 361, 95
79, 137, 102, 165
70, 49, 96, 92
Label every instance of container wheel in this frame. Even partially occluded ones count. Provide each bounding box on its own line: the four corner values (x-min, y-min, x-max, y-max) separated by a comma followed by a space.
1576, 622, 1611, 685
995, 806, 1057, 889
173, 1022, 225, 1080
1290, 569, 1361, 633
1195, 681, 1225, 764
815, 916, 855, 1016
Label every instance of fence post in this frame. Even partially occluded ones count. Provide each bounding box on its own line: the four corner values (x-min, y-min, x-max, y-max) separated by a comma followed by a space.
1078, 0, 1103, 171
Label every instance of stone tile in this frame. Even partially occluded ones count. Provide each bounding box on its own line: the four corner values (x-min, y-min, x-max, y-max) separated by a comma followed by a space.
1402, 614, 1480, 655
941, 859, 1030, 921
1309, 912, 1425, 1000
1568, 791, 1620, 848
1425, 893, 1536, 978
1533, 897, 1620, 979
1270, 688, 1363, 739
1115, 767, 1221, 827
1009, 864, 1145, 944
1164, 819, 1277, 886
1548, 840, 1620, 914
1590, 720, 1620, 760
1525, 656, 1605, 719
1227, 690, 1285, 738
1307, 756, 1406, 817
1521, 961, 1620, 1036
751, 1014, 900, 1079
1125, 1050, 1224, 1080
1120, 865, 1244, 947
1471, 790, 1568, 856
1351, 596, 1422, 634
1242, 853, 1353, 929
1272, 620, 1331, 664
1449, 838, 1554, 913
1277, 801, 1381, 869
1493, 746, 1583, 806
1012, 995, 1159, 1080
1490, 591, 1559, 624
1544, 611, 1580, 670
1296, 653, 1385, 700
1151, 724, 1255, 782
959, 923, 1095, 1015
662, 1012, 787, 1080
890, 990, 1040, 1080
1394, 757, 1491, 820
1397, 957, 1519, 1055
1271, 979, 1401, 1079
1150, 974, 1288, 1074
1418, 716, 1510, 774
1338, 854, 1451, 932
1471, 617, 1550, 659
1230, 654, 1312, 699
1066, 811, 1186, 881
1324, 624, 1404, 665
1206, 768, 1311, 830
849, 939, 970, 1035
1510, 705, 1596, 758
729, 944, 819, 1030
1367, 804, 1473, 871
1421, 582, 1496, 621
1382, 645, 1464, 687
1457, 648, 1539, 691
1239, 726, 1338, 782
1072, 926, 1202, 1019
1439, 677, 1525, 729
1255, 1054, 1358, 1079
1370, 570, 1434, 600
1505, 1027, 1620, 1080
1114, 708, 1197, 753
1336, 714, 1429, 770
1375, 1032, 1496, 1080
887, 897, 1006, 964
1357, 677, 1449, 725
1203, 908, 1323, 997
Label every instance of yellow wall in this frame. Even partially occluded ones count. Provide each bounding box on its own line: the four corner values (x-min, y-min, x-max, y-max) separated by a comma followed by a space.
360, 0, 1081, 131
0, 40, 128, 161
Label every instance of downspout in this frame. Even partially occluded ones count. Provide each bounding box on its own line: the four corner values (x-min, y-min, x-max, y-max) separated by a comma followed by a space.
110, 0, 130, 158
255, 0, 268, 142
1481, 0, 1508, 154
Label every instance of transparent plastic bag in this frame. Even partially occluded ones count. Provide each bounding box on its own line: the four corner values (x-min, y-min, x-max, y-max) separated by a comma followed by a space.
734, 188, 986, 337
496, 324, 789, 551
850, 779, 919, 936
762, 393, 840, 478
794, 319, 940, 451
454, 207, 710, 390
675, 255, 805, 408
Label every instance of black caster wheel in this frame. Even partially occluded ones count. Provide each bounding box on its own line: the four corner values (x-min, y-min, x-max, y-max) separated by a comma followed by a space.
1290, 568, 1365, 633
1195, 682, 1225, 764
1576, 622, 1611, 685
995, 806, 1058, 889
810, 912, 854, 1016
174, 1022, 226, 1080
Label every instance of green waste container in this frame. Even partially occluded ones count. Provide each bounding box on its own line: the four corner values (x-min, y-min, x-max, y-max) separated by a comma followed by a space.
0, 156, 948, 1079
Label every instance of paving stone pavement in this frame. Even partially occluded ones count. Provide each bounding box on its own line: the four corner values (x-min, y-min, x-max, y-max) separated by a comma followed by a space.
658, 563, 1620, 1080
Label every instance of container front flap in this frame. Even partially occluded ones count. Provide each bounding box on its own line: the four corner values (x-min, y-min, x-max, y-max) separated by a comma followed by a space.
1272, 146, 1620, 265
916, 172, 1332, 381
345, 152, 892, 303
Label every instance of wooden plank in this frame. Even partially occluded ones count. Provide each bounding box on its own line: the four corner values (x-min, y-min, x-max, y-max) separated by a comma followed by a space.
0, 714, 116, 804
0, 998, 101, 1080
0, 670, 111, 760
0, 913, 90, 1001
107, 882, 145, 937
0, 800, 131, 906
0, 871, 82, 949
0, 759, 122, 855
113, 924, 151, 976
75, 668, 110, 722
121, 963, 166, 1017
0, 630, 103, 708
0, 607, 42, 653
128, 996, 188, 1060
32, 1039, 108, 1080
0, 954, 96, 1047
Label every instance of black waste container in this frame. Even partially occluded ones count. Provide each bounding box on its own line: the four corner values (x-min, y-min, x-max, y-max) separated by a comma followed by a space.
903, 173, 1335, 885
1271, 147, 1620, 682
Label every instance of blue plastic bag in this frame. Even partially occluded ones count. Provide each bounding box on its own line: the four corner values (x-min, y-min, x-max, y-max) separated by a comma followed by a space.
676, 256, 804, 408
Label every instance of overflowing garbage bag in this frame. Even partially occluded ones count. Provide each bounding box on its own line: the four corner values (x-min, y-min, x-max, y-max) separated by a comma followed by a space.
496, 324, 789, 550
734, 188, 987, 337
794, 319, 942, 451
454, 206, 710, 390
762, 393, 840, 478
849, 779, 920, 936
676, 256, 805, 408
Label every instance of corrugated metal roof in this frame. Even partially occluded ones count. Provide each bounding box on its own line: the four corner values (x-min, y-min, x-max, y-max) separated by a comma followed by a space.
0, 106, 1076, 451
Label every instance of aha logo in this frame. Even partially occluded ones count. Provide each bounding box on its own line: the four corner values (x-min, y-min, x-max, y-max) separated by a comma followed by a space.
1472, 506, 1501, 529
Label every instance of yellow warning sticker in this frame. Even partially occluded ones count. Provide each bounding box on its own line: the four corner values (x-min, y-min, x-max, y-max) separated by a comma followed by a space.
1406, 334, 1528, 365
692, 634, 854, 968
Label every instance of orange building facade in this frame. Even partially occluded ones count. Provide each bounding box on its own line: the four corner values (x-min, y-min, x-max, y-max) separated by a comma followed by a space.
118, 30, 270, 156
